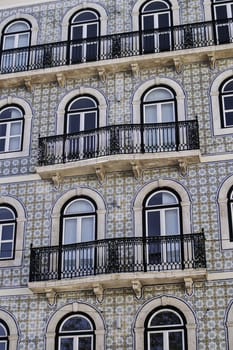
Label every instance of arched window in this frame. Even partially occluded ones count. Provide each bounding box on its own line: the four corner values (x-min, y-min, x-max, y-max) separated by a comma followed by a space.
142, 86, 177, 151
228, 186, 233, 241
219, 78, 233, 128
145, 307, 186, 350
144, 189, 181, 267
140, 0, 172, 53
69, 10, 100, 63
0, 106, 24, 153
0, 205, 16, 260
65, 96, 98, 159
61, 197, 97, 277
0, 320, 9, 350
57, 313, 95, 350
212, 0, 233, 44
1, 20, 31, 72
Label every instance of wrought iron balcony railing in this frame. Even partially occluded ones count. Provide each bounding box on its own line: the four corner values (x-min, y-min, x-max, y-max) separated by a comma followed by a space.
38, 120, 199, 166
1, 18, 233, 74
29, 232, 206, 282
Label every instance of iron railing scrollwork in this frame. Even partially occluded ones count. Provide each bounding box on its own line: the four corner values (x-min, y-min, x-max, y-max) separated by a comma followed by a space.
38, 120, 199, 166
29, 232, 206, 282
1, 18, 233, 73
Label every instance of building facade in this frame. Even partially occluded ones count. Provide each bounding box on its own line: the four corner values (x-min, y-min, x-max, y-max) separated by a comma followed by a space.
0, 0, 233, 349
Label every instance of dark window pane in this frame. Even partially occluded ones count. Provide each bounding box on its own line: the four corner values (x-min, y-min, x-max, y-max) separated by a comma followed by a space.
0, 124, 6, 137
225, 112, 233, 126
79, 336, 92, 350
0, 208, 14, 221
217, 25, 230, 43
0, 342, 7, 350
150, 311, 182, 326
87, 23, 98, 38
84, 112, 96, 130
73, 12, 98, 23
148, 192, 163, 206
61, 316, 92, 332
144, 1, 169, 12
72, 26, 82, 40
147, 211, 160, 236
169, 331, 183, 350
0, 242, 13, 258
215, 5, 228, 19
224, 96, 233, 110
223, 80, 233, 92
60, 337, 73, 350
0, 108, 22, 120
2, 225, 14, 240
67, 114, 80, 133
150, 332, 163, 350
158, 13, 169, 28
0, 140, 5, 152
0, 324, 7, 336
70, 98, 96, 111
143, 15, 154, 30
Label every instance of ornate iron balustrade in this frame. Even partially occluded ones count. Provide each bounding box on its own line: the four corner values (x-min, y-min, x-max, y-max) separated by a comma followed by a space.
1, 18, 232, 73
29, 232, 206, 282
38, 120, 199, 166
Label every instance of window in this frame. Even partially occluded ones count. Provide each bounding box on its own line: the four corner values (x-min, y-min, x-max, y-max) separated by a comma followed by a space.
212, 0, 233, 44
1, 20, 31, 72
69, 10, 99, 63
57, 313, 94, 350
144, 189, 181, 267
228, 187, 233, 241
145, 307, 186, 350
0, 205, 16, 260
142, 86, 177, 151
140, 0, 172, 53
0, 320, 9, 350
0, 106, 24, 153
219, 78, 233, 128
65, 96, 98, 159
61, 197, 97, 276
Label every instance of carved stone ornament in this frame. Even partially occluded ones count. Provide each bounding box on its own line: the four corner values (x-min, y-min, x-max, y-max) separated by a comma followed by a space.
93, 283, 104, 303
132, 279, 142, 299
184, 277, 194, 296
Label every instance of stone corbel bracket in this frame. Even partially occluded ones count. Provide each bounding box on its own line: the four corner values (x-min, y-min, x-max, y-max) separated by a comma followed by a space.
131, 63, 139, 78
45, 288, 57, 306
98, 69, 106, 83
131, 162, 142, 180
132, 279, 142, 299
207, 53, 216, 70
184, 277, 194, 296
93, 283, 104, 303
173, 58, 183, 74
178, 159, 188, 177
52, 172, 63, 189
95, 167, 105, 183
56, 73, 66, 88
24, 78, 33, 92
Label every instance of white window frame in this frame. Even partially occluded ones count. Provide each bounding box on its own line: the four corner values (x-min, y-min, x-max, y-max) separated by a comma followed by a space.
218, 174, 233, 249
0, 206, 15, 260
0, 106, 24, 153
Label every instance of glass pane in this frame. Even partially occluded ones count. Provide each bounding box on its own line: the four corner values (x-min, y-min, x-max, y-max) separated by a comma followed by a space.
0, 208, 14, 221
225, 111, 233, 126
145, 105, 157, 123
158, 13, 170, 28
81, 217, 94, 241
10, 122, 22, 135
0, 324, 7, 336
70, 98, 96, 111
65, 199, 94, 214
0, 140, 5, 152
63, 219, 77, 244
161, 103, 174, 122
2, 225, 14, 240
149, 332, 163, 350
0, 242, 13, 258
145, 88, 173, 102
87, 23, 98, 38
143, 15, 154, 30
9, 137, 21, 151
0, 124, 6, 136
150, 311, 182, 326
0, 342, 7, 350
79, 336, 92, 350
165, 209, 179, 235
223, 96, 233, 110
6, 22, 29, 33
144, 1, 169, 12
60, 337, 73, 350
3, 36, 15, 49
73, 11, 98, 23
67, 114, 80, 133
215, 5, 228, 19
61, 316, 92, 331
147, 211, 160, 236
71, 26, 83, 40
223, 80, 233, 92
0, 107, 22, 120
169, 331, 183, 350
18, 33, 29, 47
84, 112, 96, 130
148, 191, 177, 206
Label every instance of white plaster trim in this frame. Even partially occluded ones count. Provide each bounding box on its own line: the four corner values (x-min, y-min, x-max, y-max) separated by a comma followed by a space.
0, 97, 32, 160
203, 0, 213, 21
132, 0, 180, 31
0, 0, 57, 9
61, 3, 108, 41
56, 88, 107, 134
45, 302, 105, 350
133, 296, 197, 350
0, 14, 38, 46
0, 288, 32, 296
132, 78, 185, 123
51, 188, 106, 245
0, 174, 40, 184
210, 69, 233, 136
133, 179, 191, 238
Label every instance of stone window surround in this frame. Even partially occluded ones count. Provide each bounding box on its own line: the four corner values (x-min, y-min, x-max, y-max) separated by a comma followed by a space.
45, 302, 105, 350
226, 299, 233, 350
133, 295, 197, 350
51, 187, 106, 246
0, 196, 25, 267
218, 174, 233, 249
0, 309, 19, 350
0, 97, 32, 159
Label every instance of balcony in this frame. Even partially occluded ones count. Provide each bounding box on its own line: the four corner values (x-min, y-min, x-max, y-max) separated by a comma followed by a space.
36, 120, 200, 181
28, 232, 206, 296
1, 18, 233, 88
